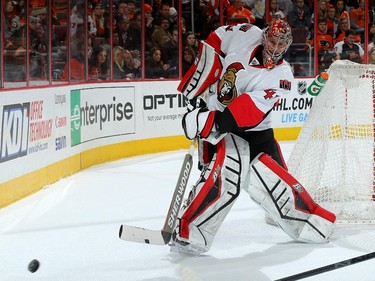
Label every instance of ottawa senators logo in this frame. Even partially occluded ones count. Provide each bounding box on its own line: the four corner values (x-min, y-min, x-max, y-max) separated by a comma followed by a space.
217, 62, 244, 105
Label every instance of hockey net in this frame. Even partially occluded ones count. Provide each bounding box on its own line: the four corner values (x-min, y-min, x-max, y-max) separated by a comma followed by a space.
287, 60, 375, 224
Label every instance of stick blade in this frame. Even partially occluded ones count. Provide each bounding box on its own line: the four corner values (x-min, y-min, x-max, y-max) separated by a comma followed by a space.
119, 225, 170, 245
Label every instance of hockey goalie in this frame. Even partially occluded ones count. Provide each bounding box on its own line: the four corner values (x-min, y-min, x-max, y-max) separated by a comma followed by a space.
170, 19, 336, 255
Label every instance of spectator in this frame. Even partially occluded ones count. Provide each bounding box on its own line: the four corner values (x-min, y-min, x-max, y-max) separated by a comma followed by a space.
334, 29, 364, 63
368, 47, 375, 64
113, 45, 126, 79
326, 4, 339, 37
266, 0, 285, 23
169, 7, 179, 32
29, 16, 47, 79
129, 9, 142, 53
308, 18, 334, 53
62, 40, 85, 81
287, 0, 311, 30
184, 31, 199, 56
334, 16, 361, 44
308, 18, 336, 72
334, 0, 350, 20
349, 0, 365, 40
123, 49, 141, 79
4, 0, 23, 47
92, 2, 110, 40
161, 28, 179, 78
125, 0, 136, 20
154, 2, 170, 26
277, 0, 293, 18
249, 0, 266, 27
114, 1, 128, 25
89, 46, 110, 80
151, 18, 172, 48
145, 46, 168, 79
151, 0, 163, 24
182, 46, 196, 75
226, 0, 256, 24
144, 4, 156, 52
113, 16, 136, 50
206, 0, 231, 34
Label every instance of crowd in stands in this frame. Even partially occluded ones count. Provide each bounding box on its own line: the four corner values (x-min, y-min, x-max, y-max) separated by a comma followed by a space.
2, 0, 375, 85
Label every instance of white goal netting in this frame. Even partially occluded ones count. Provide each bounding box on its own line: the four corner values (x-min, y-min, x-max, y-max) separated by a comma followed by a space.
288, 60, 375, 224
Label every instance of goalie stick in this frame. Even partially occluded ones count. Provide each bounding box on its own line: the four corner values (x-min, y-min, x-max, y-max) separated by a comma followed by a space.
275, 251, 375, 281
119, 139, 196, 245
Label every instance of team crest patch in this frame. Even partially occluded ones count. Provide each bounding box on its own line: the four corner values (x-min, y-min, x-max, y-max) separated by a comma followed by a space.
297, 81, 307, 95
217, 62, 244, 105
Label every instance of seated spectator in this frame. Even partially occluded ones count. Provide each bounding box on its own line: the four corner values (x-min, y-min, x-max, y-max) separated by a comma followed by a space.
266, 0, 285, 23
126, 0, 136, 20
151, 18, 172, 48
349, 0, 365, 41
334, 29, 364, 64
62, 40, 85, 81
308, 18, 334, 53
4, 0, 23, 48
154, 2, 170, 26
226, 0, 256, 24
326, 4, 339, 37
144, 4, 156, 52
169, 7, 179, 32
206, 0, 231, 33
334, 0, 349, 20
368, 47, 375, 64
114, 1, 128, 26
123, 49, 141, 79
113, 16, 137, 50
145, 47, 168, 79
129, 10, 142, 53
161, 28, 179, 78
334, 17, 361, 44
92, 2, 110, 40
183, 31, 199, 57
307, 18, 336, 72
277, 0, 293, 18
89, 46, 109, 80
182, 46, 197, 75
287, 0, 311, 30
113, 45, 126, 80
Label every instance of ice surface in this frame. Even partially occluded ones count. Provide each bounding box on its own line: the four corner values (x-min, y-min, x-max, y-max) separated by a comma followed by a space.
1, 141, 375, 280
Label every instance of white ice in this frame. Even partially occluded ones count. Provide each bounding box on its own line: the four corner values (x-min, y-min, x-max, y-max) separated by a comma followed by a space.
1, 141, 375, 281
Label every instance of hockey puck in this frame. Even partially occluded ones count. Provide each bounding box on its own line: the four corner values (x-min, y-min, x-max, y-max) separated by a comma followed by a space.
28, 259, 40, 273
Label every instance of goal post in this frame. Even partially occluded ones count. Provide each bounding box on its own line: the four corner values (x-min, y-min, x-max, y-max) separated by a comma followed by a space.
287, 60, 375, 224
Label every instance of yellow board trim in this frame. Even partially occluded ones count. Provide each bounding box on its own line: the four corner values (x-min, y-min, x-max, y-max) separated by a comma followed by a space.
274, 127, 302, 141
0, 136, 191, 208
0, 129, 301, 209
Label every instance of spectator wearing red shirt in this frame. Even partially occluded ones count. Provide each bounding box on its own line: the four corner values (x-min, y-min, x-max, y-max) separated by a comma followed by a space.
226, 0, 255, 25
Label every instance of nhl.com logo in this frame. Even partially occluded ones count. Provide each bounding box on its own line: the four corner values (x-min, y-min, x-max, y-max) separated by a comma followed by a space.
297, 81, 307, 95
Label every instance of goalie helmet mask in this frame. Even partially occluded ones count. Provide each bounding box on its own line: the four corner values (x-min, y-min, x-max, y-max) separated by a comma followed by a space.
262, 19, 293, 69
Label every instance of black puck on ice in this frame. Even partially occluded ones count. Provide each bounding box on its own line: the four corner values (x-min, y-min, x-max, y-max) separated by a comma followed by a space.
28, 259, 40, 273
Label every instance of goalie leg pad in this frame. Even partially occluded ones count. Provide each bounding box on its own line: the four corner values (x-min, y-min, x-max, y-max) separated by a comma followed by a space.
177, 41, 223, 99
245, 153, 336, 244
172, 135, 250, 253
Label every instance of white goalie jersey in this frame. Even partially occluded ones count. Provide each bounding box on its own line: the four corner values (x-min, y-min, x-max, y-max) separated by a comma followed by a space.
205, 23, 294, 131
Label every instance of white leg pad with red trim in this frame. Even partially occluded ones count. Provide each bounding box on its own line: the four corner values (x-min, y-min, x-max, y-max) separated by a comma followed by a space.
171, 135, 250, 253
245, 153, 336, 244
177, 41, 223, 99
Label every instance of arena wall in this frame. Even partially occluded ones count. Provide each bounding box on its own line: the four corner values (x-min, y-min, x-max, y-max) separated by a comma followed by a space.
0, 78, 314, 208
